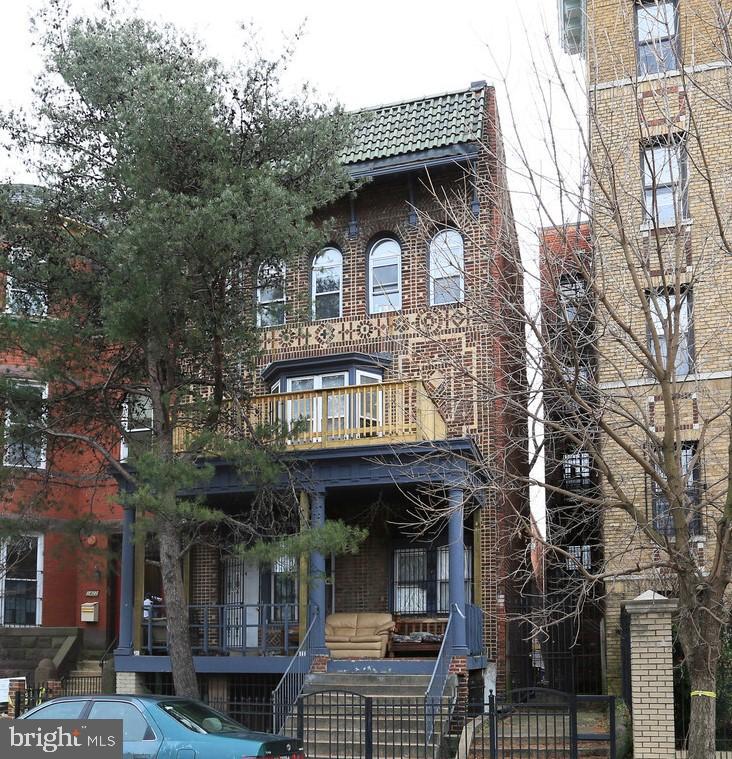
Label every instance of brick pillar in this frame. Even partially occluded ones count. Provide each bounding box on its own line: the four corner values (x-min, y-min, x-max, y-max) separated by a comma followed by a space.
7, 679, 26, 718
624, 591, 677, 759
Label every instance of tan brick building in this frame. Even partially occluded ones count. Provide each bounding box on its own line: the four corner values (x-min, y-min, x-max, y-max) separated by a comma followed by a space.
561, 0, 732, 694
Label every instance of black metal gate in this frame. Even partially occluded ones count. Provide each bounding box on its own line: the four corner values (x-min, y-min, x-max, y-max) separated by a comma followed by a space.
287, 688, 616, 759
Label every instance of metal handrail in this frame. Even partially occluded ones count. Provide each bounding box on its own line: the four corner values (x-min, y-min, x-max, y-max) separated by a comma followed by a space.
424, 604, 456, 745
142, 602, 306, 656
272, 611, 319, 734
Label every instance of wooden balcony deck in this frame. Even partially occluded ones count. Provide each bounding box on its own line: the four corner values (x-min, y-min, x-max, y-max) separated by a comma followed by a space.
173, 380, 447, 453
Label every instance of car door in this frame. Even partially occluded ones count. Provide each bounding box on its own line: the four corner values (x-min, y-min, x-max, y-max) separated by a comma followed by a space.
87, 700, 162, 759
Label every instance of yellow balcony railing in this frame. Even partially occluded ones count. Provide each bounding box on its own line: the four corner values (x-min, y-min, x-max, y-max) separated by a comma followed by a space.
251, 380, 447, 450
173, 380, 448, 453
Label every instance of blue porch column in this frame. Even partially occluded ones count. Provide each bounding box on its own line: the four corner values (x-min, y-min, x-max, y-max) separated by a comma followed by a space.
310, 490, 327, 654
115, 503, 135, 655
448, 486, 468, 655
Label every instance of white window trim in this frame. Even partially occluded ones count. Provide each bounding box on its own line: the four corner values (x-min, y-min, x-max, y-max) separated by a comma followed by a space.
311, 247, 343, 321
120, 394, 153, 463
368, 238, 402, 315
0, 533, 44, 626
429, 230, 465, 306
256, 261, 286, 328
642, 139, 687, 228
636, 0, 678, 77
3, 382, 48, 470
648, 287, 692, 375
3, 247, 48, 320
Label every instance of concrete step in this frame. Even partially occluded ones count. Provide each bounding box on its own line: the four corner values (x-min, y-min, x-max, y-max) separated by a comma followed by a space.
306, 673, 431, 687
74, 660, 102, 670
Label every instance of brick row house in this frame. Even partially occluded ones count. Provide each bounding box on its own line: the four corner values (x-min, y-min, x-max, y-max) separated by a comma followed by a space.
559, 0, 732, 698
0, 188, 122, 677
109, 82, 529, 709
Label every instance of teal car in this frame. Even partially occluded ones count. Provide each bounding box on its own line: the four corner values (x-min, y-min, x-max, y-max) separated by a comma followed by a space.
19, 693, 305, 759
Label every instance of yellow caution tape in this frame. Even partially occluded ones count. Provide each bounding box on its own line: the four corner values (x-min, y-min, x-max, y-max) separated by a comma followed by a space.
690, 691, 716, 698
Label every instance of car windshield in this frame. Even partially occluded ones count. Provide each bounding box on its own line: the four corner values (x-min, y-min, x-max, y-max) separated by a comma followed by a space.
158, 700, 245, 734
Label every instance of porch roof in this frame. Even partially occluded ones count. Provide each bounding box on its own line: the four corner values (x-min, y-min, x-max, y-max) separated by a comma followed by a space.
178, 437, 485, 497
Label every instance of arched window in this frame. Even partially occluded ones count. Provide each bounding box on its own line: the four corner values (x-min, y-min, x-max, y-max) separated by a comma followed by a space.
312, 247, 342, 320
256, 260, 286, 327
429, 229, 464, 305
368, 238, 401, 314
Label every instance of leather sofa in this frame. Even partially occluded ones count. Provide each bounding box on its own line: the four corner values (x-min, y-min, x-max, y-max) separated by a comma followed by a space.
324, 612, 395, 659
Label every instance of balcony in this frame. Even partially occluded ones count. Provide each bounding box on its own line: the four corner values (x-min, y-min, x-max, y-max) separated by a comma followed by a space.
252, 380, 447, 449
173, 380, 448, 453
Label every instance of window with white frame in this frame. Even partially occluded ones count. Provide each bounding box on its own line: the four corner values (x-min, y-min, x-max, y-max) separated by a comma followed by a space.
429, 229, 464, 306
648, 287, 692, 375
120, 393, 153, 462
560, 0, 585, 55
0, 534, 43, 625
368, 238, 401, 314
637, 1, 678, 77
256, 260, 286, 327
3, 382, 47, 469
642, 139, 686, 227
312, 247, 342, 320
3, 247, 47, 318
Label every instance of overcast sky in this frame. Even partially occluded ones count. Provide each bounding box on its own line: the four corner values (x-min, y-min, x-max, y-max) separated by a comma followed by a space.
0, 0, 586, 230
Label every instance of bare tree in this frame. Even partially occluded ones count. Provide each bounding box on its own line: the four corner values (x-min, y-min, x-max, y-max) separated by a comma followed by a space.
399, 3, 732, 757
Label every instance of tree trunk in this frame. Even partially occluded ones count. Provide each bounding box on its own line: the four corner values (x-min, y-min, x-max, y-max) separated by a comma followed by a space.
156, 508, 199, 699
686, 664, 717, 759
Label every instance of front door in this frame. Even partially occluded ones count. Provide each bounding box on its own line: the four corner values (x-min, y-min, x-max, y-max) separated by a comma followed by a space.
222, 558, 259, 649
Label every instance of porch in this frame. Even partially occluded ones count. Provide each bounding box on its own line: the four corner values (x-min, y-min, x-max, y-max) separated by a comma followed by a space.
115, 438, 489, 676
137, 601, 485, 666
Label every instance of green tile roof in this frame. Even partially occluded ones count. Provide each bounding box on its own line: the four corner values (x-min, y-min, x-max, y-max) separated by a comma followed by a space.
342, 85, 486, 166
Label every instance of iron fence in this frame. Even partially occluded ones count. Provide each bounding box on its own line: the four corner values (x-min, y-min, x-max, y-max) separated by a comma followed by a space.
274, 688, 616, 759
13, 683, 616, 758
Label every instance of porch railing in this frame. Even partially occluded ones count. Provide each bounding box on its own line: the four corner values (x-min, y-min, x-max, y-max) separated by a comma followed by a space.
424, 604, 457, 744
272, 611, 319, 734
142, 603, 307, 656
466, 602, 485, 656
173, 380, 447, 452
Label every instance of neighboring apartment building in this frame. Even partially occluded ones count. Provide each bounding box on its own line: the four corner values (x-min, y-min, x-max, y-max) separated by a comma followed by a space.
561, 0, 732, 693
0, 188, 122, 675
538, 222, 604, 695
111, 82, 529, 708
